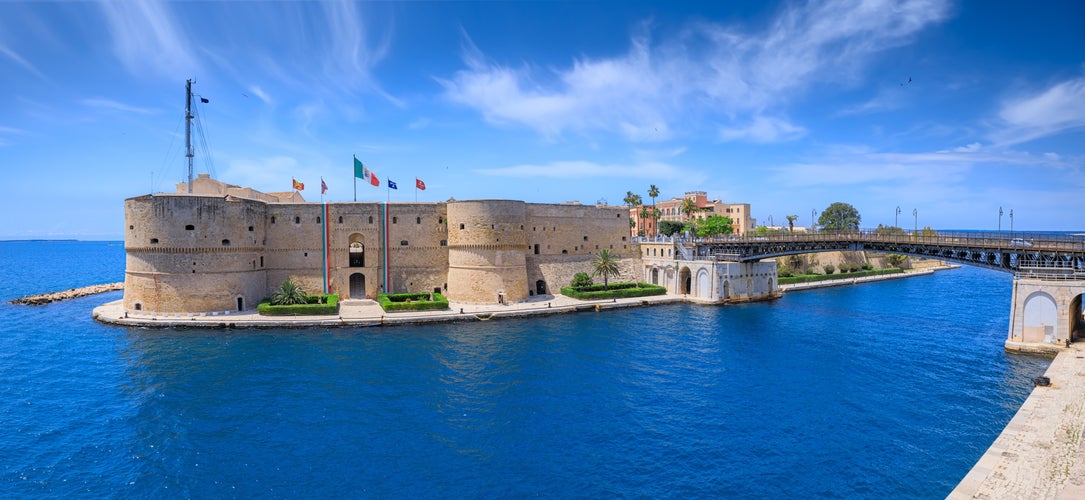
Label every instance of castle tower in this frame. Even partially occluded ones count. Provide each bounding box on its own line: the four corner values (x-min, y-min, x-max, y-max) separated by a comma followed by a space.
446, 200, 529, 304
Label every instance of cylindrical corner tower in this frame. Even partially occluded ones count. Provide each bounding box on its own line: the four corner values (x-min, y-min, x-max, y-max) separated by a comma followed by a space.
446, 200, 529, 304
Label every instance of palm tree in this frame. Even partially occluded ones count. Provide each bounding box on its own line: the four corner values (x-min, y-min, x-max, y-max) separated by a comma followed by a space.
680, 197, 699, 222
639, 206, 653, 236
270, 279, 308, 305
591, 249, 621, 290
647, 184, 660, 236
786, 214, 798, 232
623, 191, 642, 236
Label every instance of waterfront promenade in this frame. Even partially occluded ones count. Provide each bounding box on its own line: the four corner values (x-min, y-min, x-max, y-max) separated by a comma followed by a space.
950, 342, 1085, 499
92, 293, 685, 328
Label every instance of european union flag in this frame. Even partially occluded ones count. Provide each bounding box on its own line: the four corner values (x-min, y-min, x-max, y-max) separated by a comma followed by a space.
388, 180, 397, 190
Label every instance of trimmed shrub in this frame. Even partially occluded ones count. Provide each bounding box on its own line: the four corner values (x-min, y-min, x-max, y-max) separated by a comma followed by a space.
258, 294, 339, 315
571, 272, 593, 288
560, 282, 667, 300
860, 262, 873, 271
377, 292, 449, 312
824, 264, 835, 275
778, 268, 904, 285
778, 266, 794, 278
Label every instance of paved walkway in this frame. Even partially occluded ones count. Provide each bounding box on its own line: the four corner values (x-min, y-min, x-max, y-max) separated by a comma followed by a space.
92, 293, 685, 328
950, 342, 1085, 499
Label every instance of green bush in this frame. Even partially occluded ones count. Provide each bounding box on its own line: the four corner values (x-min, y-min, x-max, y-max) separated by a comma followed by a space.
377, 292, 450, 312
258, 294, 339, 315
778, 266, 794, 278
824, 264, 835, 275
778, 268, 904, 285
571, 272, 593, 288
861, 262, 873, 271
560, 282, 667, 300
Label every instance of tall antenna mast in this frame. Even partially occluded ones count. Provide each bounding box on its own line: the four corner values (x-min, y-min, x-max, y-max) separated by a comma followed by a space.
185, 79, 194, 193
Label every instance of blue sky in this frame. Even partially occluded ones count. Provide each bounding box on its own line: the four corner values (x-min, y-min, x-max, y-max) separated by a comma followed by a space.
1, 0, 1083, 239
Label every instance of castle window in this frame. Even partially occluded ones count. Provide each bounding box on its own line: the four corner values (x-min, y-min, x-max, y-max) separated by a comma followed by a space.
617, 214, 621, 218
294, 216, 300, 224
534, 244, 539, 255
271, 216, 276, 224
520, 225, 524, 230
440, 240, 447, 246
248, 226, 254, 232
439, 217, 443, 224
393, 217, 398, 224
260, 256, 264, 267
369, 216, 374, 224
583, 236, 588, 241
416, 217, 421, 224
562, 250, 568, 254
460, 224, 465, 230
595, 245, 599, 249
185, 224, 194, 230
316, 217, 321, 224
338, 216, 343, 224
304, 252, 308, 257
129, 225, 134, 230
222, 239, 230, 246
150, 238, 159, 244
622, 236, 627, 241
400, 240, 408, 246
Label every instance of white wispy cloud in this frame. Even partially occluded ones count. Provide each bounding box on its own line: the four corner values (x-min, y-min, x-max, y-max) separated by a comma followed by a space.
719, 116, 807, 143
0, 44, 47, 80
441, 0, 950, 142
249, 86, 273, 105
992, 74, 1085, 146
98, 0, 197, 78
81, 98, 157, 114
475, 160, 690, 181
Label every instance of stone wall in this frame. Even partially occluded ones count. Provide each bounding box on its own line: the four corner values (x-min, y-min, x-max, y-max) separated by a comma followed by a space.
123, 188, 634, 312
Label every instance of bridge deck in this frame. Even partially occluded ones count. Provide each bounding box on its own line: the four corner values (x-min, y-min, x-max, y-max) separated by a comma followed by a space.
650, 230, 1085, 277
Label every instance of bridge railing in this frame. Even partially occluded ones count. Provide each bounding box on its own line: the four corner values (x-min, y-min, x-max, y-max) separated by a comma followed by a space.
699, 229, 1085, 252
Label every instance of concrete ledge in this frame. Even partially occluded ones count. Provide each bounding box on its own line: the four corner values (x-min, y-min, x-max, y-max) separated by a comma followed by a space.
950, 343, 1085, 499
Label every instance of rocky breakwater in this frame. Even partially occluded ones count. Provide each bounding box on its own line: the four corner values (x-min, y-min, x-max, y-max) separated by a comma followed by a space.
10, 282, 124, 305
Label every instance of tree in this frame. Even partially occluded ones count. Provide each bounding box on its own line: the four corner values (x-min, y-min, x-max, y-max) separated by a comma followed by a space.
624, 191, 643, 236
680, 197, 699, 222
817, 202, 861, 232
270, 279, 308, 305
786, 214, 798, 232
695, 215, 734, 239
639, 206, 654, 236
874, 224, 905, 235
648, 184, 660, 237
591, 249, 621, 290
659, 220, 687, 237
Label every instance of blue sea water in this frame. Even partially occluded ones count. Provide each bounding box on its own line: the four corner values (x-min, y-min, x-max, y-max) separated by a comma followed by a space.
0, 241, 1051, 498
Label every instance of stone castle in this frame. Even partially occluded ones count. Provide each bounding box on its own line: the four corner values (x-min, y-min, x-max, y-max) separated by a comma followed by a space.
122, 175, 640, 314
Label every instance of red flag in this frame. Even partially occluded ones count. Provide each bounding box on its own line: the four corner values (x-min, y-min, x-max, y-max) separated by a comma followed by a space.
370, 171, 379, 187
292, 178, 304, 191
415, 178, 426, 190
321, 178, 328, 194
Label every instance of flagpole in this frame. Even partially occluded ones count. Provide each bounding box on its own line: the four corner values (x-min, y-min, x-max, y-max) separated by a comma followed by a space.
353, 155, 357, 202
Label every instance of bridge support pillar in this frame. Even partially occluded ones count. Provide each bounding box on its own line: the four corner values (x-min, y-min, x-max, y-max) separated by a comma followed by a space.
1006, 278, 1085, 353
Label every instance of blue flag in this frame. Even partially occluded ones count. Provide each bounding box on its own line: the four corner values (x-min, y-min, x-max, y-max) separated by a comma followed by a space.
388, 179, 397, 190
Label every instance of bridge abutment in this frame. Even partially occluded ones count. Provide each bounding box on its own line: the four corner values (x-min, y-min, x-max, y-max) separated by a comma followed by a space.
1006, 278, 1085, 353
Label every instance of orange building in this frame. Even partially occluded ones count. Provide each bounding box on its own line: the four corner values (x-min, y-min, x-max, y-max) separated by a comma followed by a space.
630, 191, 754, 237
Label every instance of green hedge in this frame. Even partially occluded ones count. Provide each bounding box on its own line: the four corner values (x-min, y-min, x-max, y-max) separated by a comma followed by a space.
778, 268, 904, 285
377, 292, 450, 312
258, 294, 339, 315
560, 282, 667, 300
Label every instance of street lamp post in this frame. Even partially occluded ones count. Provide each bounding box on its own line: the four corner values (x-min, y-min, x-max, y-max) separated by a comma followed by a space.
811, 209, 817, 232
998, 207, 1003, 236
895, 206, 901, 228
1010, 209, 1014, 237
913, 208, 918, 236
